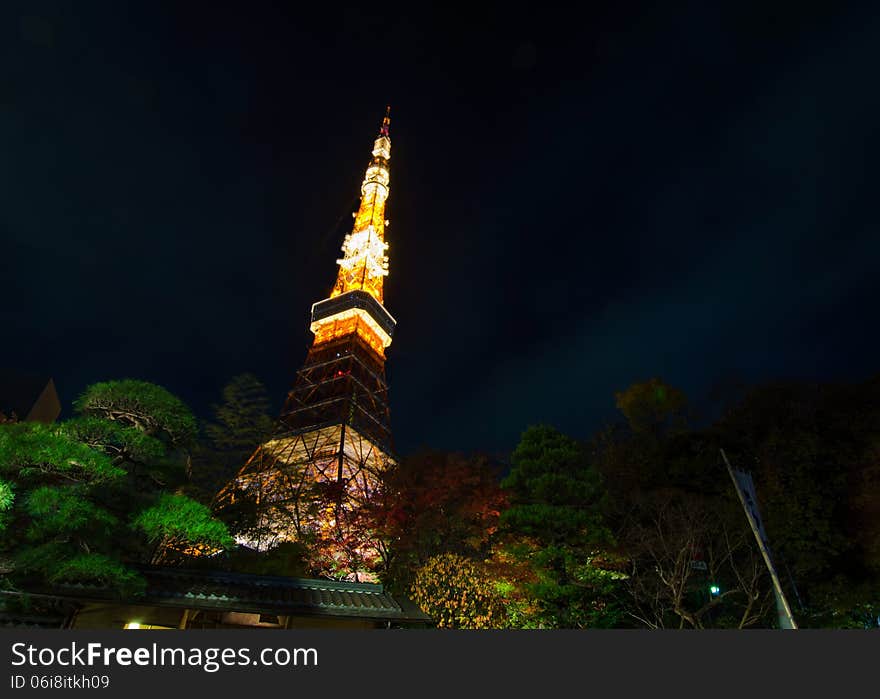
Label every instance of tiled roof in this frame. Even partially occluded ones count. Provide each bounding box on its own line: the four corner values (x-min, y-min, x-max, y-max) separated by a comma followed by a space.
53, 566, 432, 624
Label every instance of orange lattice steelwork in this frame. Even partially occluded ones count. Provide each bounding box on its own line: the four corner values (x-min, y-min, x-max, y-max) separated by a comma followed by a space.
215, 110, 397, 582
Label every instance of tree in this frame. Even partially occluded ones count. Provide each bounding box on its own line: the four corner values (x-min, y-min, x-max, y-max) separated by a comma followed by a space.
0, 422, 139, 593
74, 379, 198, 449
192, 373, 276, 500
620, 490, 772, 629
0, 380, 232, 597
592, 378, 694, 500
593, 376, 880, 628
372, 450, 507, 593
499, 425, 625, 628
711, 377, 880, 627
204, 374, 275, 450
186, 374, 280, 569
593, 379, 777, 628
410, 553, 507, 629
614, 378, 689, 440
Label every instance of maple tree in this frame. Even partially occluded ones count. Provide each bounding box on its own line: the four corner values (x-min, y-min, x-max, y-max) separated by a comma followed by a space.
373, 449, 507, 592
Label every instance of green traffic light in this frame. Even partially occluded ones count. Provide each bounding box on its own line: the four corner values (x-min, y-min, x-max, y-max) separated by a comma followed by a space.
709, 585, 720, 595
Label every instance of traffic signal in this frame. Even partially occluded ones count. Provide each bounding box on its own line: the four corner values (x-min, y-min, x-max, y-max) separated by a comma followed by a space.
709, 584, 721, 596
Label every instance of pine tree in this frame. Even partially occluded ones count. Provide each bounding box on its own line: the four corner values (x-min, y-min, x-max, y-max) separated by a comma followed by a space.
0, 380, 232, 596
193, 374, 275, 498
500, 425, 624, 628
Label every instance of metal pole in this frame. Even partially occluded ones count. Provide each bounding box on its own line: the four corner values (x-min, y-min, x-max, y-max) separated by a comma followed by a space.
720, 449, 798, 630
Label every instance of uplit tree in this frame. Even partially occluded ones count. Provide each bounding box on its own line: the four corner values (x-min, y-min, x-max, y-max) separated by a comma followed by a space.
410, 553, 507, 629
0, 380, 232, 596
74, 379, 198, 449
372, 450, 507, 593
0, 422, 140, 592
499, 425, 625, 628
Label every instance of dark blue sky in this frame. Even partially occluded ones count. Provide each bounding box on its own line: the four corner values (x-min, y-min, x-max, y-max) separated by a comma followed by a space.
2, 2, 879, 455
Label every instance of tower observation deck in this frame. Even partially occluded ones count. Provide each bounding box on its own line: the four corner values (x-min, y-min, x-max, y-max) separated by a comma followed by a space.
215, 109, 397, 582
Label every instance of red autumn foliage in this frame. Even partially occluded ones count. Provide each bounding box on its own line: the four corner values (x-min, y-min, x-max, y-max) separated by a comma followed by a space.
369, 450, 508, 588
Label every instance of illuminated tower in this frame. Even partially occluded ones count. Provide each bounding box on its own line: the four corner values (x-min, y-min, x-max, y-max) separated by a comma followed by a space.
216, 109, 396, 581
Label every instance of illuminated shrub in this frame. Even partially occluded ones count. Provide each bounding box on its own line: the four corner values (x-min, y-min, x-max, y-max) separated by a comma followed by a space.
410, 553, 506, 629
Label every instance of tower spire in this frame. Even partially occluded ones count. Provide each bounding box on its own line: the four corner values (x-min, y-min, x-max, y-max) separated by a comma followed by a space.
332, 108, 392, 304
380, 105, 390, 137
215, 110, 401, 582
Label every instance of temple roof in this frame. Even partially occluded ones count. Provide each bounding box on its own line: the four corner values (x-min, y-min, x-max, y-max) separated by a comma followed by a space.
46, 566, 432, 624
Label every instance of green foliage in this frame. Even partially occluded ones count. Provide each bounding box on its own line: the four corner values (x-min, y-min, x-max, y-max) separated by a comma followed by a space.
499, 425, 622, 628
0, 479, 13, 511
48, 554, 146, 597
411, 553, 507, 629
14, 541, 76, 578
24, 486, 117, 539
1, 380, 231, 598
204, 374, 275, 453
0, 423, 124, 484
61, 417, 165, 465
0, 478, 13, 534
132, 493, 233, 549
193, 373, 275, 500
528, 553, 626, 629
74, 380, 198, 448
502, 425, 610, 548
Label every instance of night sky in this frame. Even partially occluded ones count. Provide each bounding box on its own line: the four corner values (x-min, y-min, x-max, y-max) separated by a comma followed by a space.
3, 2, 879, 456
